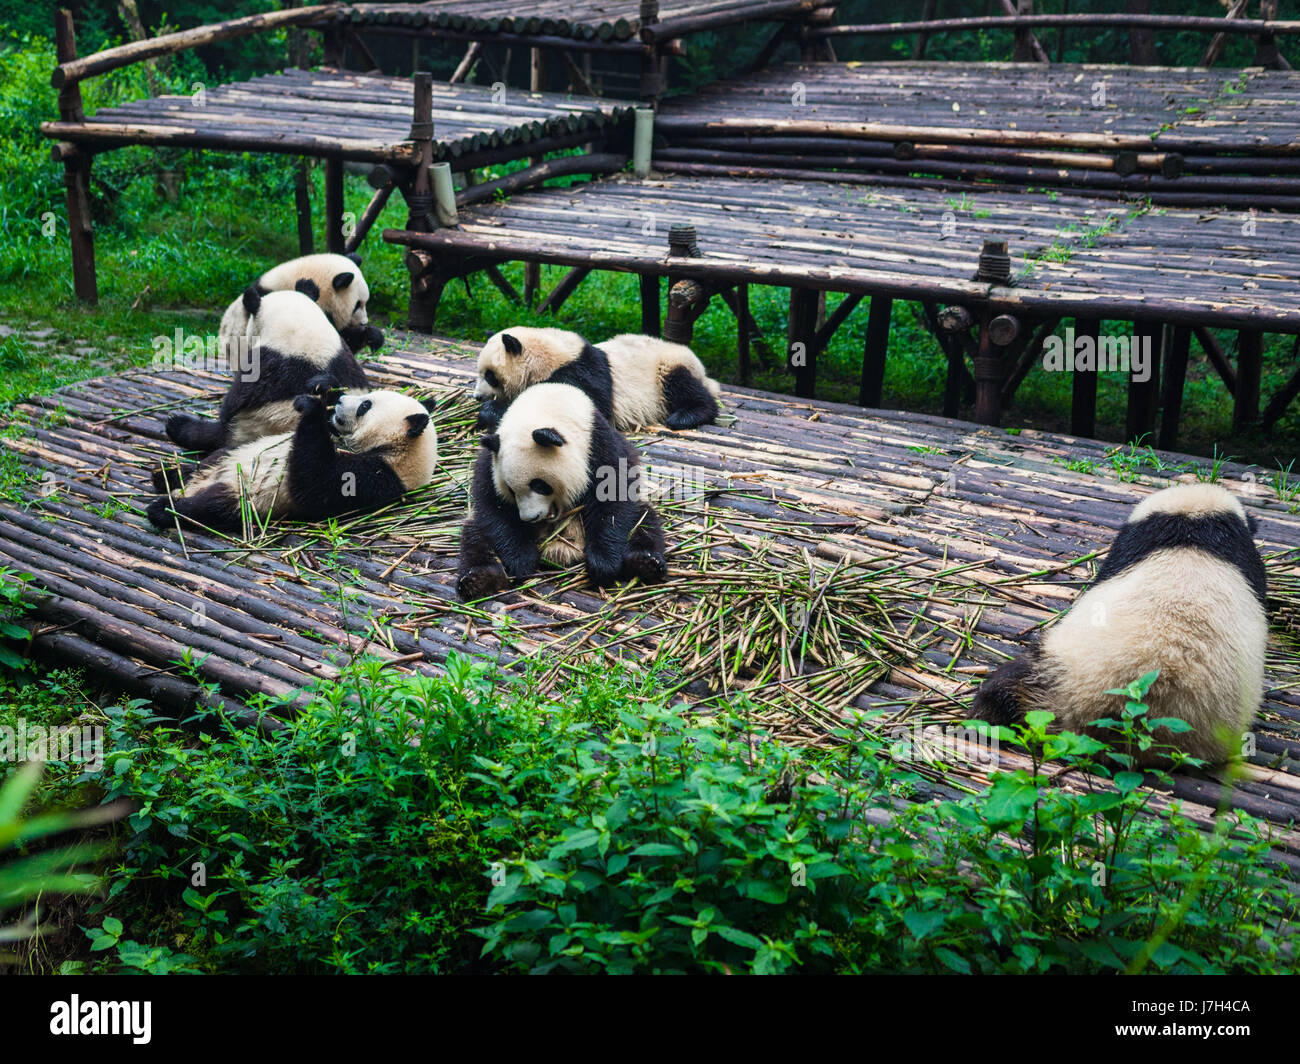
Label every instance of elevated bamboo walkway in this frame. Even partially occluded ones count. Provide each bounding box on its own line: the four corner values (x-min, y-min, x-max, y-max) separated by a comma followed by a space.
1, 334, 1298, 860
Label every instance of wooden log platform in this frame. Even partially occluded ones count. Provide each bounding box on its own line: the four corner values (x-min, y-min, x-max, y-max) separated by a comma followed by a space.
1, 335, 1298, 859
340, 0, 823, 44
385, 172, 1300, 331
41, 67, 633, 164
662, 61, 1300, 155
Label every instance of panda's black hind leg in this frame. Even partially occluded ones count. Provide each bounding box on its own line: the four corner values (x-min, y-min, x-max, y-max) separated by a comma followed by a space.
147, 485, 240, 535
166, 412, 225, 453
970, 652, 1038, 726
662, 367, 719, 430
621, 504, 668, 584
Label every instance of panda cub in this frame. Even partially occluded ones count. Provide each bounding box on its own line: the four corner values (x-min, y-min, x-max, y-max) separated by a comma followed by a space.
972, 483, 1268, 766
472, 327, 721, 433
457, 382, 668, 598
218, 252, 382, 358
167, 288, 370, 454
148, 390, 437, 535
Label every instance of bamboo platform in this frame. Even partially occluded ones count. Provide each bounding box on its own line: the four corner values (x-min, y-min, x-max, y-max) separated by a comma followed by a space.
386, 172, 1300, 331
2, 334, 1299, 861
340, 0, 823, 44
42, 68, 632, 164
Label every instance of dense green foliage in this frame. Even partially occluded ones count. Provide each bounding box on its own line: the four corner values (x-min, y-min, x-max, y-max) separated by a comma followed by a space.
4, 653, 1291, 975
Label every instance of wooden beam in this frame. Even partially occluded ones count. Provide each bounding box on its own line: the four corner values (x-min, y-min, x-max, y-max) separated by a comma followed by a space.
344, 178, 393, 254
1234, 328, 1263, 432
1193, 325, 1237, 396
640, 274, 661, 336
1005, 0, 1050, 64
537, 267, 591, 315
788, 287, 819, 399
56, 10, 96, 305
1071, 318, 1101, 438
1202, 0, 1249, 67
1125, 320, 1162, 442
1157, 325, 1191, 450
324, 155, 345, 253
449, 41, 482, 84
737, 282, 751, 385
1261, 335, 1300, 429
858, 296, 892, 407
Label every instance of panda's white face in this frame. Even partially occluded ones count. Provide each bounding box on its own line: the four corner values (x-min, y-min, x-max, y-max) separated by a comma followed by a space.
474, 327, 587, 402
330, 390, 439, 489
490, 383, 595, 523
325, 273, 369, 330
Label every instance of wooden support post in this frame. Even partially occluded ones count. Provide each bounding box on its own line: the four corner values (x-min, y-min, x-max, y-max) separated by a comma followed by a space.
1127, 0, 1159, 65
737, 282, 751, 386
450, 41, 482, 83
344, 180, 394, 254
1071, 318, 1100, 437
858, 296, 892, 407
1158, 325, 1191, 451
404, 74, 439, 330
1255, 0, 1292, 69
664, 279, 709, 345
640, 274, 661, 336
324, 155, 345, 253
639, 0, 664, 100
294, 159, 314, 255
1125, 320, 1162, 443
55, 10, 96, 305
1234, 328, 1263, 433
523, 49, 545, 306
973, 314, 1005, 425
1009, 0, 1048, 63
788, 288, 819, 400
912, 0, 938, 58
1193, 325, 1237, 396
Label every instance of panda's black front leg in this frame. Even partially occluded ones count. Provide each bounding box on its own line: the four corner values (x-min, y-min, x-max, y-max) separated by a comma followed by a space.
475, 397, 508, 432
621, 504, 668, 585
457, 451, 539, 599
581, 497, 646, 588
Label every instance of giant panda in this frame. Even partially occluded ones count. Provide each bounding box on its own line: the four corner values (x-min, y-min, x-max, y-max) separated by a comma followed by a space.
218, 252, 382, 358
148, 390, 437, 535
472, 327, 721, 433
167, 288, 370, 454
971, 482, 1268, 766
457, 381, 668, 598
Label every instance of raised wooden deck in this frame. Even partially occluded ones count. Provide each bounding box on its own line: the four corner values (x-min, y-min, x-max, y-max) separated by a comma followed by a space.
1, 334, 1298, 859
42, 68, 633, 164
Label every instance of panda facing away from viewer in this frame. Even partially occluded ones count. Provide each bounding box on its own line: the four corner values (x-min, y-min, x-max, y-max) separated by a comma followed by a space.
971, 482, 1269, 766
457, 381, 668, 598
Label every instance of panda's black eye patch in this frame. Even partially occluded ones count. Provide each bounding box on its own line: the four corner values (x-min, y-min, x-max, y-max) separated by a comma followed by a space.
357, 399, 372, 417
530, 479, 553, 496
484, 370, 501, 388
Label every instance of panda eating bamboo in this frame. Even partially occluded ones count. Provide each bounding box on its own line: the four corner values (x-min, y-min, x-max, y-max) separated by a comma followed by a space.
457, 382, 668, 598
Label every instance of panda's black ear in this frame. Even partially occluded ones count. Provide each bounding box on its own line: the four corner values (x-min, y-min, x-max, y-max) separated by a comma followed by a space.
501, 333, 523, 356
481, 432, 500, 454
295, 277, 321, 301
332, 271, 355, 291
242, 285, 262, 314
419, 396, 438, 414
532, 427, 566, 448
405, 412, 430, 439
345, 252, 363, 266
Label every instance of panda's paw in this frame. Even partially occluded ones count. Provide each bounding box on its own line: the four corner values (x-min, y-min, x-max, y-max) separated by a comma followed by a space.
664, 410, 700, 431
361, 324, 384, 351
475, 400, 504, 432
304, 374, 337, 398
293, 393, 324, 415
457, 564, 511, 600
145, 498, 173, 531
624, 549, 668, 585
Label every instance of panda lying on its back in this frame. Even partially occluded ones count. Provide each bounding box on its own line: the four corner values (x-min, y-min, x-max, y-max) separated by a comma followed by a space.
457, 382, 668, 598
972, 482, 1268, 766
218, 252, 382, 358
149, 390, 437, 535
472, 327, 721, 433
167, 289, 370, 454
